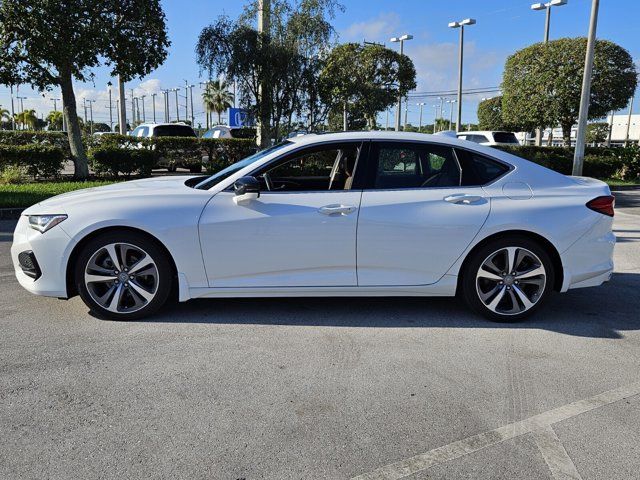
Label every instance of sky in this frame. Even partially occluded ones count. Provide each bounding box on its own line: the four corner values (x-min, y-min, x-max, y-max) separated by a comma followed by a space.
1, 0, 639, 129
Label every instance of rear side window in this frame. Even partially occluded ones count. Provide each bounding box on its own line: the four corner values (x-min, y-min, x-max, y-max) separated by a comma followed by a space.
455, 149, 509, 186
492, 132, 519, 144
367, 142, 460, 189
152, 125, 197, 137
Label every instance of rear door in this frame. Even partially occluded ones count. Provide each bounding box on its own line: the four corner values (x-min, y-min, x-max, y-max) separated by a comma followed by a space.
356, 141, 495, 286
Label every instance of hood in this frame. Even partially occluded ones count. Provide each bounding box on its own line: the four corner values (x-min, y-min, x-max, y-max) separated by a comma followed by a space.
24, 176, 200, 214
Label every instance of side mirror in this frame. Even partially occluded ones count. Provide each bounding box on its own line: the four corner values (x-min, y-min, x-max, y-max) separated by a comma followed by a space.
233, 176, 260, 205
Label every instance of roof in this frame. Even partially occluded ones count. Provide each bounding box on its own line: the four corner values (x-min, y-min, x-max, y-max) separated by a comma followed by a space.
286, 130, 480, 149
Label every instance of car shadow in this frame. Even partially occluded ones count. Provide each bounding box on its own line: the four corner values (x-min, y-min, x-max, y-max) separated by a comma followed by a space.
133, 272, 640, 339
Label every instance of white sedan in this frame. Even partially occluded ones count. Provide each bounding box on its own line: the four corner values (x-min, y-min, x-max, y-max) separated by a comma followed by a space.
11, 132, 615, 322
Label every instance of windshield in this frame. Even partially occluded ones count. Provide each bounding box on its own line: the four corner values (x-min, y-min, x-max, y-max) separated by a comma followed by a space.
195, 141, 292, 190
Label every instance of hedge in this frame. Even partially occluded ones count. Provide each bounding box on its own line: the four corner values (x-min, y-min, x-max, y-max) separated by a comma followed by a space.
0, 144, 65, 179
494, 145, 640, 180
90, 146, 155, 178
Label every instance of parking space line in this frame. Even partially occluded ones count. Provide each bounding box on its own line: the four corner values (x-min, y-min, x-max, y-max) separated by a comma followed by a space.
351, 381, 640, 480
531, 425, 582, 480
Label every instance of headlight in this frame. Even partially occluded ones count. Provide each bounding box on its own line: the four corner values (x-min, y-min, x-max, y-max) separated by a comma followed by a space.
28, 214, 68, 233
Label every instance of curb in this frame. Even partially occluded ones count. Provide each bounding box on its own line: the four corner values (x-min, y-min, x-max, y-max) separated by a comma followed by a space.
0, 208, 24, 220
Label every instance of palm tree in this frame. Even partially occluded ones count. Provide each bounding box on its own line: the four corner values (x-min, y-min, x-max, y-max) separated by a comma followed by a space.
0, 108, 11, 129
15, 109, 38, 130
202, 80, 234, 126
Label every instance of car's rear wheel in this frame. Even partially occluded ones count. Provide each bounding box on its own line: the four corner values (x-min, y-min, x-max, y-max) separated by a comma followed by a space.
461, 235, 554, 322
75, 231, 172, 320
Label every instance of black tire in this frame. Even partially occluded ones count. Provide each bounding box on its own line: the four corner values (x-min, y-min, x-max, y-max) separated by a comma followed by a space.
75, 230, 173, 320
189, 164, 203, 174
460, 235, 555, 322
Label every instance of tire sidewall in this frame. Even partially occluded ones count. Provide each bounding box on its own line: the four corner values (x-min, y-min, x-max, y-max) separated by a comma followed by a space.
461, 235, 555, 322
75, 231, 173, 320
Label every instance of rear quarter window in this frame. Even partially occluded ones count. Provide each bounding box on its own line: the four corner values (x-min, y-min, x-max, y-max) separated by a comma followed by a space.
455, 149, 510, 186
493, 132, 519, 144
152, 125, 197, 137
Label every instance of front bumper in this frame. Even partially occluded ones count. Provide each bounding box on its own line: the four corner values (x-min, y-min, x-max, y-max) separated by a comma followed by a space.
10, 215, 75, 298
561, 214, 615, 292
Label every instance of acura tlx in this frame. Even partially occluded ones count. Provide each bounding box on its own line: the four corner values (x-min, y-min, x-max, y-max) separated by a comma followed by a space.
11, 132, 615, 321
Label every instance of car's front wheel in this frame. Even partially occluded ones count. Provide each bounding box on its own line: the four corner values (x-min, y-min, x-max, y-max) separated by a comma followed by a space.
461, 235, 554, 322
75, 231, 173, 320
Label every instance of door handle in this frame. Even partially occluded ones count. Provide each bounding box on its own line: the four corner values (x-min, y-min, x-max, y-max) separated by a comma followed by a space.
444, 194, 484, 205
318, 204, 357, 215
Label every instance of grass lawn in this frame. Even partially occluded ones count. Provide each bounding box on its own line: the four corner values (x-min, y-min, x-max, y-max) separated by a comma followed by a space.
0, 181, 117, 209
603, 178, 640, 188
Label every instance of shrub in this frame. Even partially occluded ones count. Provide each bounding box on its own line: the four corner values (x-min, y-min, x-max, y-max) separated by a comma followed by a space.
494, 145, 639, 181
90, 146, 155, 178
0, 131, 71, 158
0, 144, 65, 179
0, 165, 25, 185
152, 136, 202, 168
201, 138, 256, 173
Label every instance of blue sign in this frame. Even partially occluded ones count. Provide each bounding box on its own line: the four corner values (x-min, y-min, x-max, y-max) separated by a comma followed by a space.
228, 108, 254, 128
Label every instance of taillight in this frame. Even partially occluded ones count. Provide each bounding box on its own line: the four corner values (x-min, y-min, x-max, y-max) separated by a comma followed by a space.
586, 195, 615, 217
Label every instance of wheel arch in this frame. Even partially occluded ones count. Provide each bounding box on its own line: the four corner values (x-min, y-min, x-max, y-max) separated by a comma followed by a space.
65, 226, 178, 298
457, 229, 564, 293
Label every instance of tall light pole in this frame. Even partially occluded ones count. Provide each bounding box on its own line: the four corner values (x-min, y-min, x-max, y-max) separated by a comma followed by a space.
572, 0, 599, 176
447, 99, 457, 130
151, 93, 157, 123
417, 102, 426, 131
390, 34, 413, 131
87, 99, 95, 134
448, 19, 475, 133
172, 88, 180, 121
188, 84, 195, 127
140, 95, 147, 123
49, 97, 60, 112
162, 89, 170, 122
531, 1, 568, 145
118, 76, 127, 134
130, 89, 136, 126
107, 82, 114, 132
624, 95, 634, 146
432, 105, 439, 132
403, 98, 409, 130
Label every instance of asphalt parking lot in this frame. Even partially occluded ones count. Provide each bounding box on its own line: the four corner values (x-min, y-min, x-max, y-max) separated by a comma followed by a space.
1, 192, 639, 480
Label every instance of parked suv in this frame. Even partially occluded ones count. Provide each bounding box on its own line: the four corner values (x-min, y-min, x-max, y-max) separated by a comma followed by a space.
130, 123, 198, 172
457, 131, 520, 146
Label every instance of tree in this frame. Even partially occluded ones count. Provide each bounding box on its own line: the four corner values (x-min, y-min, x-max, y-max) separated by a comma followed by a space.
15, 109, 38, 130
203, 80, 235, 125
320, 43, 416, 130
0, 0, 170, 178
477, 96, 520, 131
196, 0, 342, 141
46, 110, 63, 131
502, 38, 637, 146
586, 122, 609, 145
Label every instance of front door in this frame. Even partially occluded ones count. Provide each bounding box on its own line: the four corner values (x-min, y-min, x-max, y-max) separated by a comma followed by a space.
199, 141, 365, 288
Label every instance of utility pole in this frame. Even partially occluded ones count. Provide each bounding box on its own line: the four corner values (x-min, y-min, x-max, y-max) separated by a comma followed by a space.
151, 93, 157, 123
118, 75, 127, 135
343, 102, 348, 131
183, 80, 190, 123
130, 89, 136, 126
448, 99, 457, 130
403, 98, 409, 130
449, 19, 476, 133
572, 0, 599, 176
50, 98, 60, 112
140, 95, 146, 123
189, 85, 195, 127
257, 0, 271, 148
82, 98, 88, 123
162, 89, 170, 122
624, 95, 634, 146
173, 88, 180, 121
390, 34, 413, 131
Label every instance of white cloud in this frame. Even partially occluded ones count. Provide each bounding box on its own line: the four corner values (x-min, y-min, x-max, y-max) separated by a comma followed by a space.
342, 12, 401, 42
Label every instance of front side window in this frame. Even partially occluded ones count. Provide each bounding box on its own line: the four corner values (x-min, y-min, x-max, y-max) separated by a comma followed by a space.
255, 143, 362, 192
368, 143, 460, 189
130, 126, 149, 137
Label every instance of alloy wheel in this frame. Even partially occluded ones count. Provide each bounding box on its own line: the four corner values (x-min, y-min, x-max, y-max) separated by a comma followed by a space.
475, 247, 546, 316
84, 242, 159, 314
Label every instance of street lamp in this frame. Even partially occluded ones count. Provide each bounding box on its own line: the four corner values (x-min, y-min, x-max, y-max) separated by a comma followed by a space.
432, 105, 439, 132
446, 99, 457, 130
390, 34, 413, 132
416, 102, 426, 131
531, 0, 568, 43
448, 18, 476, 133
531, 1, 568, 146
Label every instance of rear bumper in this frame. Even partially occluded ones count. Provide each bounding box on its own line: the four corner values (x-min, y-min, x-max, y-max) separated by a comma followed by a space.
10, 215, 74, 298
560, 214, 615, 292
